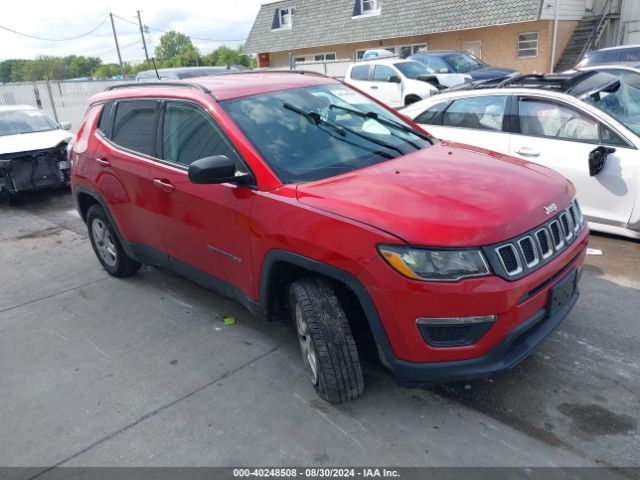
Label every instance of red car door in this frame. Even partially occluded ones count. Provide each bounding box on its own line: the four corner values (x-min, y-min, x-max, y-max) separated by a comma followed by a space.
92, 99, 167, 258
147, 100, 257, 299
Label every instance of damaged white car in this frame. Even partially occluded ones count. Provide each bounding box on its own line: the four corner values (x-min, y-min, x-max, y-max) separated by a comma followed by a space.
0, 105, 72, 200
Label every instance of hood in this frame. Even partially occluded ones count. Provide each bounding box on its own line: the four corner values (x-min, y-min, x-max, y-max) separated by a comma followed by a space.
468, 67, 518, 81
296, 143, 573, 247
0, 129, 72, 156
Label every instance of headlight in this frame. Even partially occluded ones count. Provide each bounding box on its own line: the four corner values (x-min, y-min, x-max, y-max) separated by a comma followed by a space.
378, 245, 490, 282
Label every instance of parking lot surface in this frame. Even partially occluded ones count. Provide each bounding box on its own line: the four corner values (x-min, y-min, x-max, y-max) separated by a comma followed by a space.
1, 190, 639, 469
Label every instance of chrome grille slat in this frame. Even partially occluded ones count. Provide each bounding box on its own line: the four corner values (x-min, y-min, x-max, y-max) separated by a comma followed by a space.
493, 200, 584, 278
518, 236, 539, 268
535, 228, 553, 259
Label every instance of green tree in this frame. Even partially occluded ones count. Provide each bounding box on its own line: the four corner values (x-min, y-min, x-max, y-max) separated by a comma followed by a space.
202, 45, 254, 68
64, 55, 102, 78
154, 31, 200, 67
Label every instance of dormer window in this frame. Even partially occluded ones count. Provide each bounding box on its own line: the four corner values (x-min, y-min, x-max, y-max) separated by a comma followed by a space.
277, 8, 292, 29
362, 0, 378, 13
353, 0, 381, 18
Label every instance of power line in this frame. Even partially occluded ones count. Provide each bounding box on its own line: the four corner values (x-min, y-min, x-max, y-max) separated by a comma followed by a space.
0, 15, 109, 42
111, 13, 246, 42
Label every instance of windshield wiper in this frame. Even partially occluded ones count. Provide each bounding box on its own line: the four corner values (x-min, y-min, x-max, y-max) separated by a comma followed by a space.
328, 104, 432, 143
283, 103, 405, 156
283, 103, 346, 137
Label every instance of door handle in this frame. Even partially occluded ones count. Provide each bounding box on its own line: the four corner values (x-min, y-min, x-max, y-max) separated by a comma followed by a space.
370, 85, 379, 90
515, 147, 541, 157
153, 178, 176, 193
95, 157, 111, 167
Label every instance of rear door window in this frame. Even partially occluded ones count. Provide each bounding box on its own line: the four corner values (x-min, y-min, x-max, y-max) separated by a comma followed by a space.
161, 101, 238, 167
442, 96, 508, 131
111, 100, 159, 156
350, 65, 370, 81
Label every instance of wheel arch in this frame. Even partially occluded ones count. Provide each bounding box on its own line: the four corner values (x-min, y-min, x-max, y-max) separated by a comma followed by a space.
258, 249, 393, 363
74, 185, 137, 259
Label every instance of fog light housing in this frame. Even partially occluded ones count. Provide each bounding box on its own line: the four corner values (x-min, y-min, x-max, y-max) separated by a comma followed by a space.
416, 315, 496, 347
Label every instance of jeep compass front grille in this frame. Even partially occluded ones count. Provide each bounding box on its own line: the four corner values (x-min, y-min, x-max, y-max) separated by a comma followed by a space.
487, 200, 585, 280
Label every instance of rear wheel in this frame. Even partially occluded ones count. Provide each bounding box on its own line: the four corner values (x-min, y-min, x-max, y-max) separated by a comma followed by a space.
289, 278, 364, 403
86, 204, 141, 277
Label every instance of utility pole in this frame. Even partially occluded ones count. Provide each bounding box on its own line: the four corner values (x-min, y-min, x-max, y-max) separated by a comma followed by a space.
109, 12, 125, 77
137, 10, 150, 63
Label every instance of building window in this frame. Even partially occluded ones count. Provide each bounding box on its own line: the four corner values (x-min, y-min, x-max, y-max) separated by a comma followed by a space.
294, 56, 307, 63
356, 47, 395, 60
314, 52, 337, 61
518, 32, 538, 58
272, 8, 292, 30
399, 44, 427, 58
362, 0, 378, 13
353, 0, 381, 17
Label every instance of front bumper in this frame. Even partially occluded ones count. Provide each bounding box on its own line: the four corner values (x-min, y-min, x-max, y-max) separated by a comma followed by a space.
357, 226, 587, 383
389, 277, 578, 385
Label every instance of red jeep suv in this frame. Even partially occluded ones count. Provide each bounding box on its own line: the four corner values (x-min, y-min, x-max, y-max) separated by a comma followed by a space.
70, 72, 588, 403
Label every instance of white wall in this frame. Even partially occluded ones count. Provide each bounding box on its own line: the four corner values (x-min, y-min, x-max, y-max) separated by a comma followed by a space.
540, 0, 589, 21
619, 0, 640, 45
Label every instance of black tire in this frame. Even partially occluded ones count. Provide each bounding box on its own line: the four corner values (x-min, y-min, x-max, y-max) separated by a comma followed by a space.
289, 277, 364, 403
86, 204, 141, 277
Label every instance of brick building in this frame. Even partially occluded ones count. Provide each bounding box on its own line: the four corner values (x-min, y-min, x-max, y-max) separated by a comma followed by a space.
244, 0, 623, 73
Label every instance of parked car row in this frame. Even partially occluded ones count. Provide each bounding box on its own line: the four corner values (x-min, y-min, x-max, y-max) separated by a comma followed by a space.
344, 49, 517, 108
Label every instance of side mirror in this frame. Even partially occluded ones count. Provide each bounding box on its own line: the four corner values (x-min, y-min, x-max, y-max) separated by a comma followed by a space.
439, 68, 449, 74
588, 146, 615, 176
60, 121, 72, 130
388, 75, 401, 83
188, 155, 250, 185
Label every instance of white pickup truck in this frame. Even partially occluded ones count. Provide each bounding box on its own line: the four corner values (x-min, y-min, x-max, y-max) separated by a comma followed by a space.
344, 54, 469, 108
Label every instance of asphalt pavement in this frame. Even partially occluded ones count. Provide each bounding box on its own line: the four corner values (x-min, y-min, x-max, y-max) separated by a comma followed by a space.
1, 189, 638, 471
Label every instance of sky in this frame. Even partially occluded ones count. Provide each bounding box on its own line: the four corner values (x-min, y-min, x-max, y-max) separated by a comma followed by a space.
0, 0, 265, 63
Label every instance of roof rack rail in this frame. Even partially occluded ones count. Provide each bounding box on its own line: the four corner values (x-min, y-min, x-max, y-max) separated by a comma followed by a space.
105, 81, 211, 94
225, 69, 329, 78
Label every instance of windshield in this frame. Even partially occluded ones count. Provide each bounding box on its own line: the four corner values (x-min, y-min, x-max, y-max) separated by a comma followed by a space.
221, 84, 431, 183
442, 52, 486, 73
393, 61, 429, 79
0, 109, 58, 136
581, 78, 640, 136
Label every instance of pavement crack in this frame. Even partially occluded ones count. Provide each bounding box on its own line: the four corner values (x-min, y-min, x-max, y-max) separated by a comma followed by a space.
0, 277, 110, 316
25, 344, 282, 479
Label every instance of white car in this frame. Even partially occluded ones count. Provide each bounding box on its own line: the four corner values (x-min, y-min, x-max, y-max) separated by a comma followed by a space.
0, 105, 73, 200
402, 72, 640, 239
344, 57, 459, 108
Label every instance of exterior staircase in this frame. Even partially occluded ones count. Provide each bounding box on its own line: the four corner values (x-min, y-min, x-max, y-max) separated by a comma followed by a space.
555, 0, 615, 72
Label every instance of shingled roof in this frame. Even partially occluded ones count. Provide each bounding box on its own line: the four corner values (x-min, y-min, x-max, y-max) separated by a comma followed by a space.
244, 0, 544, 54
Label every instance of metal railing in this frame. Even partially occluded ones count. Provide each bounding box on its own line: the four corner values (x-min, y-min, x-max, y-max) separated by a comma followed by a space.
579, 0, 613, 60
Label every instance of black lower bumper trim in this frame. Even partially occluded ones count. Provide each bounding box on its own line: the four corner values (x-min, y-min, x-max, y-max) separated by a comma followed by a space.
388, 288, 579, 386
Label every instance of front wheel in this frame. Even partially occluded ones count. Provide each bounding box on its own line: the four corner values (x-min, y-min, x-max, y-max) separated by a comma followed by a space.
289, 278, 364, 403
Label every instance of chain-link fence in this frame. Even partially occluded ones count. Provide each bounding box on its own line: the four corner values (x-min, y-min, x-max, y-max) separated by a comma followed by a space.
0, 80, 123, 131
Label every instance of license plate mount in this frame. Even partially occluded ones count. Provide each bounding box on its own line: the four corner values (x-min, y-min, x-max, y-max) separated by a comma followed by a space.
547, 268, 577, 316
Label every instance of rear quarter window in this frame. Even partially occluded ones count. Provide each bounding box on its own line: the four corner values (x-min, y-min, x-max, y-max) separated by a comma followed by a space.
111, 100, 158, 156
96, 102, 113, 136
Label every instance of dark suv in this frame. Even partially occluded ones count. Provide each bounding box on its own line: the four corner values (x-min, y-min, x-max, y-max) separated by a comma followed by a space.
70, 73, 587, 403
